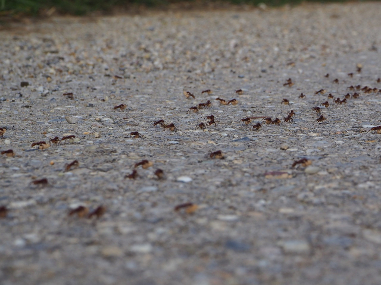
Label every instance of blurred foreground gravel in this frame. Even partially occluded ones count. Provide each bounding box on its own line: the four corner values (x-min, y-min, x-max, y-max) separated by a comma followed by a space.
1, 3, 381, 284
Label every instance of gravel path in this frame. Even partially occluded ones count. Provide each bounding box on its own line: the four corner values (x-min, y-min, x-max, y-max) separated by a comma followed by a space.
1, 3, 381, 284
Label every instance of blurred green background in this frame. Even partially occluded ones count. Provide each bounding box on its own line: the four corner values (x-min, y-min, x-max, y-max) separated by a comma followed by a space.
0, 0, 366, 16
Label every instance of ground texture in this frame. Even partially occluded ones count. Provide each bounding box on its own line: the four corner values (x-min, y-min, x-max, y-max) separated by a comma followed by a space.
1, 3, 381, 285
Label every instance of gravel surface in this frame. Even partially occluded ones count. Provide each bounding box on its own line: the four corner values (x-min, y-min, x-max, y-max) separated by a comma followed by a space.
1, 3, 381, 284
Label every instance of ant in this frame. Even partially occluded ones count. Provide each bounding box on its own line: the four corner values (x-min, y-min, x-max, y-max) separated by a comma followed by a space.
284, 115, 293, 123
253, 122, 262, 131
281, 99, 289, 105
370, 126, 381, 134
163, 123, 176, 131
216, 98, 228, 105
65, 160, 79, 172
126, 169, 138, 179
328, 93, 334, 99
299, 93, 306, 98
50, 137, 60, 144
0, 128, 6, 137
348, 73, 353, 78
236, 89, 243, 95
88, 205, 106, 219
325, 74, 329, 78
32, 178, 48, 185
61, 135, 76, 141
63, 92, 74, 100
198, 100, 211, 109
242, 117, 251, 125
31, 141, 50, 150
154, 120, 165, 127
264, 117, 273, 124
202, 89, 212, 95
0, 206, 7, 218
321, 101, 329, 108
357, 66, 362, 73
333, 79, 339, 84
206, 115, 216, 125
210, 150, 224, 159
154, 169, 164, 179
355, 85, 361, 90
114, 75, 123, 79
348, 86, 355, 91
377, 78, 381, 83
198, 123, 206, 130
130, 132, 141, 138
352, 93, 360, 98
174, 202, 194, 212
315, 89, 326, 95
272, 118, 281, 125
312, 107, 321, 114
317, 115, 326, 122
291, 158, 312, 168
345, 94, 351, 99
114, 104, 126, 110
228, 99, 238, 105
184, 91, 195, 99
283, 78, 294, 87
69, 206, 88, 218
134, 160, 153, 169
1, 149, 14, 157
189, 106, 199, 113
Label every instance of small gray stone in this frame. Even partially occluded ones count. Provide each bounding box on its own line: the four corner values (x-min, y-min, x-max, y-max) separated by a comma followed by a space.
138, 186, 158, 193
305, 166, 320, 175
65, 116, 78, 124
279, 240, 310, 254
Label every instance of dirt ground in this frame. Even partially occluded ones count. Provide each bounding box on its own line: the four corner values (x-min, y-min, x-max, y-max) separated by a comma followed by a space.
1, 2, 381, 285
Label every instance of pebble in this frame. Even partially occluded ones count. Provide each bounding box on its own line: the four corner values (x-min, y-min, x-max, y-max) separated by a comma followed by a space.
225, 240, 251, 252
130, 243, 152, 253
138, 186, 158, 193
10, 200, 36, 208
177, 176, 192, 183
217, 215, 239, 221
101, 246, 124, 257
280, 144, 289, 150
305, 166, 321, 175
279, 240, 310, 254
65, 116, 78, 124
363, 229, 381, 244
4, 139, 10, 145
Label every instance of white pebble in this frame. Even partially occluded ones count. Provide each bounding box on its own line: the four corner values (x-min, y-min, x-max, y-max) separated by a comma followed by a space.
177, 176, 192, 183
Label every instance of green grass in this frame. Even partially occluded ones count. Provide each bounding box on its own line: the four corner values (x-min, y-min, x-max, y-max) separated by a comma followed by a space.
0, 0, 367, 16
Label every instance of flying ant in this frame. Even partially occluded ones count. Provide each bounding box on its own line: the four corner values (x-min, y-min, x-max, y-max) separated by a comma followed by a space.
134, 160, 153, 169
348, 73, 353, 78
370, 126, 381, 134
65, 160, 79, 172
210, 150, 224, 159
253, 122, 262, 130
50, 137, 60, 144
236, 89, 243, 95
154, 169, 164, 179
281, 99, 289, 105
88, 205, 106, 219
202, 89, 212, 95
0, 128, 5, 137
114, 104, 126, 110
291, 158, 312, 168
321, 101, 329, 108
299, 93, 306, 98
154, 120, 165, 127
325, 74, 329, 78
0, 206, 7, 218
1, 149, 14, 157
63, 92, 74, 100
315, 89, 326, 95
333, 79, 339, 84
198, 123, 206, 130
69, 206, 88, 218
32, 178, 48, 185
228, 99, 238, 105
130, 132, 141, 138
126, 169, 138, 179
312, 107, 321, 114
31, 141, 50, 150
328, 93, 334, 99
163, 123, 176, 131
283, 78, 294, 87
317, 115, 326, 122
189, 106, 199, 113
216, 98, 228, 105
184, 91, 195, 99
242, 117, 251, 125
